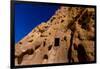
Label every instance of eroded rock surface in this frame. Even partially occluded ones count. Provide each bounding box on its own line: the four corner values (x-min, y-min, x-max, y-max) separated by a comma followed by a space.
15, 6, 95, 66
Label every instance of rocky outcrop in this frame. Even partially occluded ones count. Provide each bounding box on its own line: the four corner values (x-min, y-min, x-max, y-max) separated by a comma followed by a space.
15, 6, 95, 66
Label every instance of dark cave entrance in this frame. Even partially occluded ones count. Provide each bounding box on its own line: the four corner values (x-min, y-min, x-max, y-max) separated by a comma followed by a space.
54, 38, 60, 46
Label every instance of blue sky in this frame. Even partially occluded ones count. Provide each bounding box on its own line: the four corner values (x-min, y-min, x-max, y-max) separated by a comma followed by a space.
14, 2, 60, 43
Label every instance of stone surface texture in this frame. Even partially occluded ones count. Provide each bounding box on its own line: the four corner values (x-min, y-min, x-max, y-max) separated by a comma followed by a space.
15, 6, 95, 66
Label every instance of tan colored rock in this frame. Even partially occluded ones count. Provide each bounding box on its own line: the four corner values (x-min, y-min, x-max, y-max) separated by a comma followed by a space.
15, 6, 95, 66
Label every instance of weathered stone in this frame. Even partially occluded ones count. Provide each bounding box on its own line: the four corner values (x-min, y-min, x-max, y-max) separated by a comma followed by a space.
15, 6, 95, 66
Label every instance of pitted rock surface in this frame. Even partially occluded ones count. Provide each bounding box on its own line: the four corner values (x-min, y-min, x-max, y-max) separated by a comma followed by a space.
15, 6, 95, 66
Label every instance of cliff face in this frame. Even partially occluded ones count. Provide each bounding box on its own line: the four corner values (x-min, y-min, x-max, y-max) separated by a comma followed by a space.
15, 6, 95, 66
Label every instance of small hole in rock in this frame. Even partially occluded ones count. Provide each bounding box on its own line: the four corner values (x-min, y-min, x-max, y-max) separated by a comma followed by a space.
48, 45, 52, 50
27, 49, 34, 55
43, 54, 48, 59
61, 20, 64, 23
50, 17, 56, 22
35, 45, 40, 50
44, 26, 48, 29
49, 32, 51, 35
45, 39, 47, 40
64, 36, 67, 41
43, 41, 46, 47
19, 42, 22, 44
31, 35, 34, 37
28, 39, 33, 42
40, 34, 47, 37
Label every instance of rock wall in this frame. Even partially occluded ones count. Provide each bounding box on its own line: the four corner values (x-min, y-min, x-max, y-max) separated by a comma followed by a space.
15, 6, 95, 66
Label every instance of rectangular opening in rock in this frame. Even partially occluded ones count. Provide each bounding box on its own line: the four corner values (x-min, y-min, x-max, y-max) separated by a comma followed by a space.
54, 38, 60, 46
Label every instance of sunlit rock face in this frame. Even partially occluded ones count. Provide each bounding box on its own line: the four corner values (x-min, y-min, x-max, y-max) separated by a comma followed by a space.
15, 6, 95, 66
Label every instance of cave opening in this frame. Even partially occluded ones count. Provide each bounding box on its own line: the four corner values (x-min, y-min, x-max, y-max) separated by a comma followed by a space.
54, 38, 60, 46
